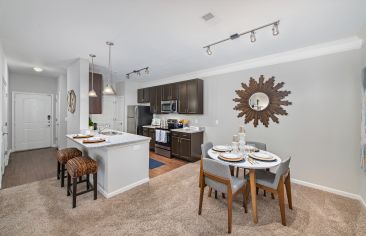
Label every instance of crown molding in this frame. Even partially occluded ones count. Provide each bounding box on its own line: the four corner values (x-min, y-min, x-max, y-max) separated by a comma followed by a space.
146, 36, 363, 86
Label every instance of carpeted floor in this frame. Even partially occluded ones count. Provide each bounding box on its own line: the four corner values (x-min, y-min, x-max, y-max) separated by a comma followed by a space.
0, 162, 365, 235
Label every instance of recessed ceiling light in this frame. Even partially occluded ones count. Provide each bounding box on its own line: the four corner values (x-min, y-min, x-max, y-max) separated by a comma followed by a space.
33, 67, 43, 72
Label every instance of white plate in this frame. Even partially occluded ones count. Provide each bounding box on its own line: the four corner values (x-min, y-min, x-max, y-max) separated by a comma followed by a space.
249, 152, 275, 161
220, 152, 242, 159
213, 145, 232, 152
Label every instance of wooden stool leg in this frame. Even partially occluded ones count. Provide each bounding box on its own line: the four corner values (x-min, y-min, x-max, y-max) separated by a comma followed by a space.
61, 164, 66, 187
57, 162, 60, 180
86, 174, 90, 189
93, 173, 98, 200
72, 177, 77, 208
67, 173, 71, 196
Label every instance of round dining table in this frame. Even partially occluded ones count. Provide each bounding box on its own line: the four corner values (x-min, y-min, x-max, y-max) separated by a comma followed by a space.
207, 147, 281, 224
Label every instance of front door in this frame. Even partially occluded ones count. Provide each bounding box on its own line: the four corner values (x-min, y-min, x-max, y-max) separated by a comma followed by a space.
14, 93, 52, 151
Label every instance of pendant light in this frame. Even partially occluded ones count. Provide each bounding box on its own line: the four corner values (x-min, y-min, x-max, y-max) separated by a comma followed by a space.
103, 41, 115, 95
88, 54, 97, 97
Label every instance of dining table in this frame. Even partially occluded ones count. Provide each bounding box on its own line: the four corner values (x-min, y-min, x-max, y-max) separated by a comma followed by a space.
207, 146, 281, 224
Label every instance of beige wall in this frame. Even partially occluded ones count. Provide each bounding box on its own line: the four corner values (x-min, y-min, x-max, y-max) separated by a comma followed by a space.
360, 40, 366, 203
144, 49, 362, 195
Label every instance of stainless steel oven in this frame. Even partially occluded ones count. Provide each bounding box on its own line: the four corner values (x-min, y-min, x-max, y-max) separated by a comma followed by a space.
161, 100, 177, 113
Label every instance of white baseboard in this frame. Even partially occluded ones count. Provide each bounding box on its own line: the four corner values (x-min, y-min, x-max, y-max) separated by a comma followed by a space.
292, 178, 366, 208
97, 178, 150, 199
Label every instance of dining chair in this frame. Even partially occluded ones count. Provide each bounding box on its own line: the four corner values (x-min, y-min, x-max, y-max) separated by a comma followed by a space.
200, 142, 223, 199
199, 158, 248, 234
250, 156, 292, 226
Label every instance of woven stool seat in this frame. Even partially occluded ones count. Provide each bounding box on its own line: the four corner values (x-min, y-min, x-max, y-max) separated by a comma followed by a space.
66, 156, 97, 178
57, 148, 82, 164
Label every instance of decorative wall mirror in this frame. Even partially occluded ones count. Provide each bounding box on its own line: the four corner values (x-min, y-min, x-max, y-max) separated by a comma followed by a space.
67, 90, 76, 114
233, 75, 292, 127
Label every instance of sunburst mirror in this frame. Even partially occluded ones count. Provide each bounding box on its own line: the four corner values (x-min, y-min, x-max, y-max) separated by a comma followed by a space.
233, 75, 292, 127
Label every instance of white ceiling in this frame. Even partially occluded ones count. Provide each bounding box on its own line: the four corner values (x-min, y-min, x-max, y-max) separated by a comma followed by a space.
0, 0, 366, 80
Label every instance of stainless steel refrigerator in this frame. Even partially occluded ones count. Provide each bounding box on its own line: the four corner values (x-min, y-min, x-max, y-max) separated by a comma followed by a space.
127, 105, 153, 135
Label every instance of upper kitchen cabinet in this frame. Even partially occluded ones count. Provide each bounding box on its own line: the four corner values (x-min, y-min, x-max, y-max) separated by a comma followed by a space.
178, 79, 203, 114
89, 73, 103, 114
162, 83, 178, 101
137, 88, 150, 103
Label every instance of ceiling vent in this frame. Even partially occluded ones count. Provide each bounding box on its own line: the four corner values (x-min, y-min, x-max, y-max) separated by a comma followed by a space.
202, 12, 214, 21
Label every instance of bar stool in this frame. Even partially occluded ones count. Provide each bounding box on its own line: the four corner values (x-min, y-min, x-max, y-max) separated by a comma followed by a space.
56, 148, 82, 187
66, 156, 98, 208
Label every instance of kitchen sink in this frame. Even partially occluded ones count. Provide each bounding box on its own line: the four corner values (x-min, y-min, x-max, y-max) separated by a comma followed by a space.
100, 131, 121, 136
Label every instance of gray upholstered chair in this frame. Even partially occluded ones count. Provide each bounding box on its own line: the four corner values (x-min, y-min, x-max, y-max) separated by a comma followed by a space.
200, 142, 220, 198
249, 156, 292, 226
199, 158, 248, 234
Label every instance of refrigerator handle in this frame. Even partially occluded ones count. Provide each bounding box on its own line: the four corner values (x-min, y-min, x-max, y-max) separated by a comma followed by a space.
135, 106, 138, 133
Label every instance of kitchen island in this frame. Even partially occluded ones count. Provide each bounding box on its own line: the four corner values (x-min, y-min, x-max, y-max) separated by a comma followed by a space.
66, 131, 150, 198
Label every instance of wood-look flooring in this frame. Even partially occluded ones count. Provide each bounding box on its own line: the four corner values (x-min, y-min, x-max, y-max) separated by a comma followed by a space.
1, 148, 187, 189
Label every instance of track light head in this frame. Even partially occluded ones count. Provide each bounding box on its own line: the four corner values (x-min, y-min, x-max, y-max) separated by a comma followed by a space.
206, 46, 212, 55
250, 31, 256, 43
272, 22, 279, 36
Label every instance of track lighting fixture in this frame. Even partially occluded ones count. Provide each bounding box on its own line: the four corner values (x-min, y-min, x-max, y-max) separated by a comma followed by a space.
272, 22, 279, 36
250, 31, 256, 43
126, 67, 149, 79
206, 46, 212, 55
203, 20, 280, 55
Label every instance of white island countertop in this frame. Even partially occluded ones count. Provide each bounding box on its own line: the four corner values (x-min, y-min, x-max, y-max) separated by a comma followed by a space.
66, 131, 150, 149
66, 130, 151, 199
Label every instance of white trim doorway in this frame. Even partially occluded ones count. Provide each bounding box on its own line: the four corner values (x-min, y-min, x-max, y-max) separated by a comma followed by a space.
12, 91, 54, 151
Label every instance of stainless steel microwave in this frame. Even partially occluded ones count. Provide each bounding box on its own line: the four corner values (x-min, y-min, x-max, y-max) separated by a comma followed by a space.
161, 100, 177, 113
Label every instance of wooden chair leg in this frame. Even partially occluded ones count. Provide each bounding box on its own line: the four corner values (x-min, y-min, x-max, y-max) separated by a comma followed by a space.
256, 187, 259, 195
198, 184, 204, 215
208, 187, 212, 197
86, 174, 90, 189
93, 173, 97, 200
57, 162, 60, 180
271, 193, 275, 199
285, 173, 293, 210
264, 190, 266, 197
242, 185, 248, 213
222, 193, 226, 199
235, 167, 239, 177
67, 173, 71, 196
72, 177, 77, 208
278, 178, 286, 226
228, 191, 233, 234
215, 190, 218, 199
61, 164, 66, 187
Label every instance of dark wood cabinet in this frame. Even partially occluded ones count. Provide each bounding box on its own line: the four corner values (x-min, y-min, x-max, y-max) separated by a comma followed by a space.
89, 73, 103, 114
137, 79, 203, 114
171, 131, 203, 162
178, 82, 188, 113
143, 127, 155, 150
162, 83, 178, 101
137, 88, 150, 103
171, 133, 180, 156
178, 79, 203, 114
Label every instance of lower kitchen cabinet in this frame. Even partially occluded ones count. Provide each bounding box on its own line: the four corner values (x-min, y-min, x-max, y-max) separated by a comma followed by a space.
171, 131, 203, 162
143, 127, 155, 150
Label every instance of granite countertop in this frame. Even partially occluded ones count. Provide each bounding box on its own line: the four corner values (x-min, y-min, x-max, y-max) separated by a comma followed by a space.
170, 127, 205, 133
66, 131, 150, 149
